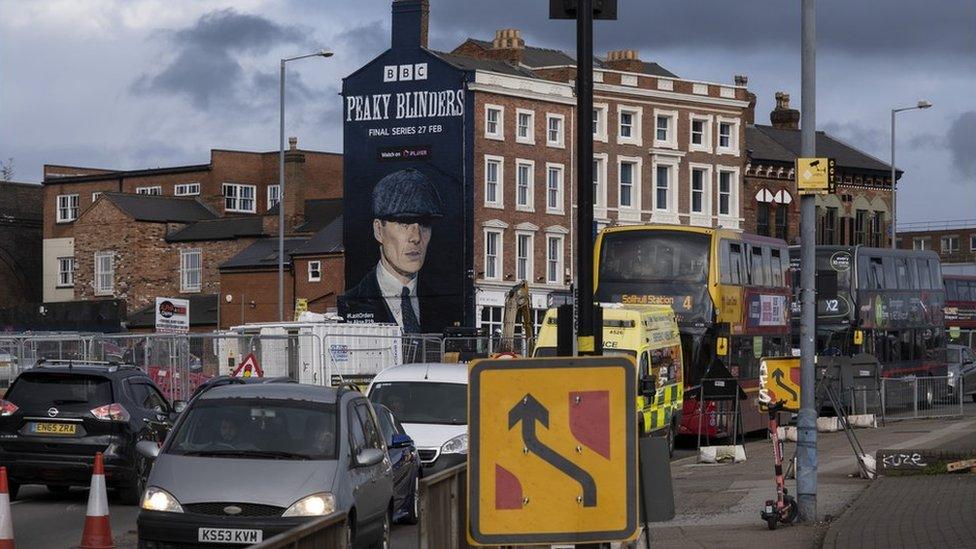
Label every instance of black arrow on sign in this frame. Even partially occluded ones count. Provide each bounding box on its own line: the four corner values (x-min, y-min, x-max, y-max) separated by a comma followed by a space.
509, 394, 597, 507
771, 369, 798, 402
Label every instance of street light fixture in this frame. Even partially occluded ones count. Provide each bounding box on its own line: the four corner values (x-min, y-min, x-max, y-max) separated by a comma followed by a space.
890, 100, 932, 249
279, 49, 333, 321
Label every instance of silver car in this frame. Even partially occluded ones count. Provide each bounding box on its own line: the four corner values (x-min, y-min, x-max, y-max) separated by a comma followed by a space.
137, 383, 393, 548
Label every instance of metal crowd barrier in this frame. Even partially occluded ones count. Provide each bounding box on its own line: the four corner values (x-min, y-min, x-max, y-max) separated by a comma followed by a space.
881, 376, 964, 420
418, 463, 470, 549
249, 512, 348, 549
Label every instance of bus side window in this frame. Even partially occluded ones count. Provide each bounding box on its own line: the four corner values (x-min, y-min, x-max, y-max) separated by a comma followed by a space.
883, 257, 898, 290
961, 281, 972, 302
720, 240, 732, 284
750, 245, 765, 286
945, 278, 957, 299
639, 352, 650, 381
770, 248, 783, 287
928, 259, 942, 290
917, 260, 932, 290
728, 243, 743, 285
895, 258, 912, 290
869, 257, 884, 289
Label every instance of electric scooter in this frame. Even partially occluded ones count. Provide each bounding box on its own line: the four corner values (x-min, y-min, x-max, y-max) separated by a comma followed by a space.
760, 400, 798, 530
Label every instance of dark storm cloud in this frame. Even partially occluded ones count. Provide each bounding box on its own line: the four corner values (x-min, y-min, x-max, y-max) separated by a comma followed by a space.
131, 9, 310, 109
428, 0, 974, 57
335, 20, 389, 61
948, 111, 976, 178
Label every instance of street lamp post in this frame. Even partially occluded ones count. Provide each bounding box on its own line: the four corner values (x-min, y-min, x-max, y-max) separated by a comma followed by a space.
279, 50, 333, 321
890, 100, 932, 249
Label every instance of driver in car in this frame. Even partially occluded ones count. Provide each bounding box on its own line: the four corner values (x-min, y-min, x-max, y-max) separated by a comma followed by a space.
218, 417, 239, 445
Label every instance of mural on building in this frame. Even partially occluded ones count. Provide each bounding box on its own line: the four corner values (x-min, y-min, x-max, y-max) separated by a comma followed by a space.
340, 15, 470, 334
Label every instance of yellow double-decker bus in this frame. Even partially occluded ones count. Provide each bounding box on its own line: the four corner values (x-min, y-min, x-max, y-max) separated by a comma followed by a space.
595, 225, 792, 436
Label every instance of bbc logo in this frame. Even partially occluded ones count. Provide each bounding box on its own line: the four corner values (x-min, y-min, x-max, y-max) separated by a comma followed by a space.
384, 63, 428, 82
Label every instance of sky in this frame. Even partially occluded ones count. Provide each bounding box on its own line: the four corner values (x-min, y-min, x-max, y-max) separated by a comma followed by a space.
1, 0, 973, 225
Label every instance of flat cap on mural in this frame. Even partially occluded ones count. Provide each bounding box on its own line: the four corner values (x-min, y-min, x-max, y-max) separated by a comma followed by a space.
372, 168, 443, 220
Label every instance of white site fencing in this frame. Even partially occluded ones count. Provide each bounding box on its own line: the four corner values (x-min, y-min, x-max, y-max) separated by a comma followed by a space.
0, 331, 534, 396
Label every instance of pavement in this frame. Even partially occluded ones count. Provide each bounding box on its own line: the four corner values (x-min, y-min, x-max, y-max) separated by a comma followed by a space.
648, 409, 976, 549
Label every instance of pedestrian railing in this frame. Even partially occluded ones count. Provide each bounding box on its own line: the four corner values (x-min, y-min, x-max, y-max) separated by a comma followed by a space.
881, 376, 964, 421
249, 512, 348, 549
418, 463, 471, 549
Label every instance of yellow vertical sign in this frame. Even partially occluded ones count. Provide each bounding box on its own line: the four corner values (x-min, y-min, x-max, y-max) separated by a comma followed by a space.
796, 157, 835, 195
468, 357, 638, 546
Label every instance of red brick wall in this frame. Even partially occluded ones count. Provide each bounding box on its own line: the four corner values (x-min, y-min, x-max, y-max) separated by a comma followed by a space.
73, 199, 257, 313
472, 91, 574, 287
218, 269, 294, 329
293, 255, 344, 312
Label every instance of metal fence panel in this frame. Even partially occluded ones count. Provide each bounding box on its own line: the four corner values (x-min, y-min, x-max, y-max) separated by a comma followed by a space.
249, 512, 348, 549
418, 463, 470, 549
882, 376, 964, 421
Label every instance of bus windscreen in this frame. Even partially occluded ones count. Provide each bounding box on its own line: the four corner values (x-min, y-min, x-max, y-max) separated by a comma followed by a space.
597, 231, 713, 330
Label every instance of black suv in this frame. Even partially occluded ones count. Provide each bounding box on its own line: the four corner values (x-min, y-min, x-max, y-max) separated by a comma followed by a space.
0, 361, 176, 503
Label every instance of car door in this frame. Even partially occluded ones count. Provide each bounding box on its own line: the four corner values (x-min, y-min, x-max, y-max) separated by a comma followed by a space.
353, 401, 389, 522
347, 400, 383, 528
126, 380, 172, 444
376, 407, 409, 502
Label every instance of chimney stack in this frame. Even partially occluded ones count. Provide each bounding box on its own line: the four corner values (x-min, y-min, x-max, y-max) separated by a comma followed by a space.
770, 91, 800, 130
605, 49, 643, 73
392, 0, 430, 49
735, 75, 757, 125
486, 28, 525, 64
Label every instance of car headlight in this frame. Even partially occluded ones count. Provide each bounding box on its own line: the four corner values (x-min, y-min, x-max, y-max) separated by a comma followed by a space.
283, 492, 336, 517
141, 487, 184, 513
440, 433, 468, 455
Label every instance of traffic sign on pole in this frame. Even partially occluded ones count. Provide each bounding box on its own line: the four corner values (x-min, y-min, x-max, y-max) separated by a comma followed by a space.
468, 356, 638, 546
759, 357, 801, 412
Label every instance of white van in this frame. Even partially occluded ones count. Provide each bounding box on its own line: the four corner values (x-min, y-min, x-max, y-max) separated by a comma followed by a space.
366, 364, 467, 474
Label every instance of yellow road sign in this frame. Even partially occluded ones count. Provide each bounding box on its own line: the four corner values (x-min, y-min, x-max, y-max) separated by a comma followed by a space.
294, 298, 308, 321
468, 356, 638, 546
759, 356, 801, 412
796, 157, 835, 194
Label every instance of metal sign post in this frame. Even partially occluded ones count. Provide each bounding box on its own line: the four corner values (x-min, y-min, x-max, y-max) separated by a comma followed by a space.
550, 0, 617, 357
797, 0, 819, 523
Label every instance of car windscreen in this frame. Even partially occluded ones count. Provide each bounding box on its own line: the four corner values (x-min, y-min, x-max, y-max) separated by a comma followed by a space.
165, 399, 338, 460
6, 373, 113, 411
369, 382, 467, 425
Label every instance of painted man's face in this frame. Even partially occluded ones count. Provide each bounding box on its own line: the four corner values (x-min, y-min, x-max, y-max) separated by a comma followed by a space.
373, 219, 432, 280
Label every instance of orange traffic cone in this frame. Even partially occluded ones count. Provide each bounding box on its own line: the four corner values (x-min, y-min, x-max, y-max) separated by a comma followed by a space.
79, 453, 114, 549
0, 467, 14, 549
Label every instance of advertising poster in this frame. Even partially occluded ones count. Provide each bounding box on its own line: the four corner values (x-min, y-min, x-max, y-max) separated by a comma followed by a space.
155, 297, 189, 334
340, 49, 469, 334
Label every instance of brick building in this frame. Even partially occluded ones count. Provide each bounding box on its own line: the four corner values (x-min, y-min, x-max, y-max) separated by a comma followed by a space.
218, 204, 343, 329
897, 221, 976, 273
0, 182, 43, 306
343, 0, 754, 334
744, 92, 898, 246
42, 140, 343, 329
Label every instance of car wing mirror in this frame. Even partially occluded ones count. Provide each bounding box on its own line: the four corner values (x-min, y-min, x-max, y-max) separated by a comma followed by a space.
355, 448, 385, 468
136, 440, 161, 460
390, 433, 414, 449
172, 400, 187, 414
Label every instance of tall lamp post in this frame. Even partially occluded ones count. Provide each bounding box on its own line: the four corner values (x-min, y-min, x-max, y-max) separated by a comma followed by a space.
890, 100, 932, 249
279, 50, 333, 321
